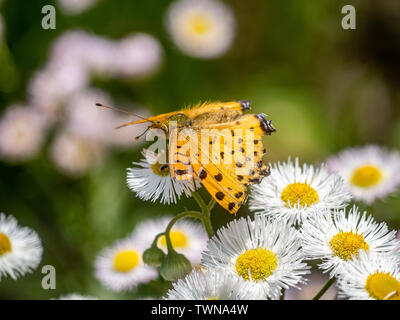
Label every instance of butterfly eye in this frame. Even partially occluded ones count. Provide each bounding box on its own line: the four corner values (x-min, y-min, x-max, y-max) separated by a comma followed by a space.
159, 164, 169, 172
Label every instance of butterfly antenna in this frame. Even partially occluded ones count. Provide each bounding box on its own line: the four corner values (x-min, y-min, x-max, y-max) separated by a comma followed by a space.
134, 127, 150, 140
95, 102, 147, 120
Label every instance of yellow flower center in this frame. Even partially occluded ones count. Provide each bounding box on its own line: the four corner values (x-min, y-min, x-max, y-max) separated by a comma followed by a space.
151, 162, 170, 177
113, 250, 140, 272
0, 233, 12, 255
189, 14, 212, 35
351, 165, 383, 188
235, 248, 278, 281
366, 272, 400, 300
205, 297, 218, 300
281, 182, 319, 208
329, 231, 369, 260
159, 230, 188, 249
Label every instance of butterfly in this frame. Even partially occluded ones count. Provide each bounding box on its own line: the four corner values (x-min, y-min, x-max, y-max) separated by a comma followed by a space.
97, 100, 275, 214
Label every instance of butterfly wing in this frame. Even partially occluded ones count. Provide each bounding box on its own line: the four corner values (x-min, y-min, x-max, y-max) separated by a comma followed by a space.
170, 113, 275, 214
191, 143, 248, 214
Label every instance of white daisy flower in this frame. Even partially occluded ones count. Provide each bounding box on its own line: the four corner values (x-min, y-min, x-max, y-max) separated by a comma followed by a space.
300, 205, 400, 278
336, 251, 400, 300
201, 215, 310, 299
133, 216, 207, 266
327, 145, 400, 204
94, 235, 158, 292
127, 149, 198, 205
0, 213, 43, 280
249, 158, 351, 225
164, 268, 265, 300
55, 293, 98, 300
165, 0, 235, 59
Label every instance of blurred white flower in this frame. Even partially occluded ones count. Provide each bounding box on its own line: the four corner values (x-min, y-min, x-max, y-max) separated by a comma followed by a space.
133, 216, 208, 266
300, 205, 400, 278
127, 149, 199, 205
85, 37, 117, 76
28, 63, 89, 120
64, 88, 114, 142
0, 105, 47, 162
55, 293, 98, 300
49, 30, 116, 76
48, 30, 162, 79
327, 145, 400, 204
165, 0, 235, 59
94, 235, 158, 292
249, 158, 351, 225
57, 0, 98, 15
28, 30, 163, 121
202, 215, 310, 300
50, 129, 105, 177
0, 213, 43, 280
48, 30, 92, 66
165, 268, 265, 300
112, 33, 163, 78
336, 251, 400, 300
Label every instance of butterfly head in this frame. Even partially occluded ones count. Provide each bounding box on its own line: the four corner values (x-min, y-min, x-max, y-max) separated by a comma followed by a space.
142, 112, 191, 133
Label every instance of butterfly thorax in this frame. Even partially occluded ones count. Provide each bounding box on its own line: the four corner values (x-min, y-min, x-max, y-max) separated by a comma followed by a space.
191, 109, 242, 127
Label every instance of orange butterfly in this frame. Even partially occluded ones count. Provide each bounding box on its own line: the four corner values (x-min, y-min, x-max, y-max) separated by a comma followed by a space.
98, 100, 275, 214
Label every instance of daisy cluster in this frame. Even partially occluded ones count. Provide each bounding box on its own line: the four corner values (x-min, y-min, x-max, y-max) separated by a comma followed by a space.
0, 0, 237, 176
93, 216, 208, 292
149, 145, 400, 300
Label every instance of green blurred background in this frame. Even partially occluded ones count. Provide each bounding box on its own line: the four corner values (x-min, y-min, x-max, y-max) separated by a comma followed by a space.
0, 0, 399, 299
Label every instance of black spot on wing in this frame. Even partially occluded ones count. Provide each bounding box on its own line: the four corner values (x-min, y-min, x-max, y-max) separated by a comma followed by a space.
199, 169, 207, 180
216, 192, 225, 200
175, 169, 188, 175
235, 192, 244, 199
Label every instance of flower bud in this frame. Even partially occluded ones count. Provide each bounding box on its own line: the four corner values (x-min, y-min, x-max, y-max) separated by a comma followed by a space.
160, 251, 192, 282
142, 245, 165, 267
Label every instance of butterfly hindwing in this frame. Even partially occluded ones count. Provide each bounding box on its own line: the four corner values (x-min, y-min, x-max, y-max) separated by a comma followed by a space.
169, 111, 274, 214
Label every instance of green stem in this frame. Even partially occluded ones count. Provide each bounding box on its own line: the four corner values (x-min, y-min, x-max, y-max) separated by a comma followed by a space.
280, 288, 285, 300
207, 198, 217, 212
312, 277, 336, 300
164, 210, 202, 252
151, 232, 165, 247
192, 191, 215, 238
202, 210, 214, 238
192, 191, 208, 212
